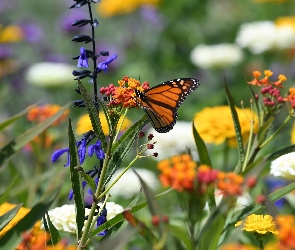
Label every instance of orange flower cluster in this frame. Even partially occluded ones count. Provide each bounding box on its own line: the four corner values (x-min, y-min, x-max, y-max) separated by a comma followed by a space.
158, 155, 245, 195
27, 104, 69, 126
284, 88, 295, 109
157, 154, 197, 192
248, 70, 287, 88
100, 76, 150, 108
216, 172, 244, 196
276, 215, 295, 249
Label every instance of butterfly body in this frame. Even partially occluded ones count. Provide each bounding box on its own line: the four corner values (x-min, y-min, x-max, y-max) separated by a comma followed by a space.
134, 78, 200, 133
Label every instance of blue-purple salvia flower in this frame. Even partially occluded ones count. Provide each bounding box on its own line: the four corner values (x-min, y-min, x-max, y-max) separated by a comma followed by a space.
78, 138, 87, 164
88, 140, 105, 160
96, 208, 107, 236
97, 54, 117, 73
52, 148, 70, 167
77, 47, 89, 68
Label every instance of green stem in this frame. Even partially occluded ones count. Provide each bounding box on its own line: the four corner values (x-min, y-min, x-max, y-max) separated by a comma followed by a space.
259, 114, 291, 148
113, 108, 128, 143
78, 133, 115, 249
258, 240, 264, 250
97, 155, 140, 200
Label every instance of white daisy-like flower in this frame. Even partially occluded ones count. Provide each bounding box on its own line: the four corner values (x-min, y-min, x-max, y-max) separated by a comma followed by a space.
108, 168, 159, 198
42, 202, 123, 234
190, 43, 243, 69
236, 21, 295, 54
270, 152, 295, 179
147, 121, 197, 160
26, 62, 75, 88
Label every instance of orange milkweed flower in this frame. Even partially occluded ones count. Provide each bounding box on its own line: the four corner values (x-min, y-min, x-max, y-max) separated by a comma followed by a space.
157, 154, 196, 192
216, 171, 244, 196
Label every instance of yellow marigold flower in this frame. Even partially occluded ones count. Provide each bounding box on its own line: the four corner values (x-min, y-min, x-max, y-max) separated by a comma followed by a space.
235, 214, 278, 235
157, 154, 196, 192
97, 0, 160, 18
76, 112, 132, 135
0, 25, 23, 43
27, 104, 69, 126
0, 202, 41, 238
275, 16, 295, 31
194, 106, 258, 147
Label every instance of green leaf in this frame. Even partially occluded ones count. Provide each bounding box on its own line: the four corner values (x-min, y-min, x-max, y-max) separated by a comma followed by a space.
0, 184, 62, 249
79, 171, 96, 195
103, 116, 149, 187
248, 86, 261, 126
43, 213, 61, 245
192, 122, 212, 166
68, 119, 85, 240
0, 204, 22, 231
169, 224, 192, 250
123, 210, 158, 246
0, 103, 71, 167
257, 116, 274, 146
266, 144, 295, 162
224, 79, 244, 173
77, 80, 107, 151
0, 104, 37, 133
90, 188, 172, 237
197, 208, 225, 250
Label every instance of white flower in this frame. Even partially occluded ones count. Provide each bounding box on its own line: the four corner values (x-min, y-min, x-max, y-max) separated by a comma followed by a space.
236, 21, 295, 54
270, 152, 295, 179
147, 121, 197, 160
190, 43, 243, 69
42, 202, 123, 233
108, 168, 159, 198
26, 62, 75, 88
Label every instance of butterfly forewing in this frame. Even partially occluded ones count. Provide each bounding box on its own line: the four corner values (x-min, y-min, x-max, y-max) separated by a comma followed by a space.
135, 78, 200, 133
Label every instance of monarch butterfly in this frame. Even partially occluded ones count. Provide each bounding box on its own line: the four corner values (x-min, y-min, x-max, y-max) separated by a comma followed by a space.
134, 78, 200, 133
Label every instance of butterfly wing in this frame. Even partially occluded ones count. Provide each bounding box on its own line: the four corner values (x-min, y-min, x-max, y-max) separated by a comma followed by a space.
135, 78, 200, 133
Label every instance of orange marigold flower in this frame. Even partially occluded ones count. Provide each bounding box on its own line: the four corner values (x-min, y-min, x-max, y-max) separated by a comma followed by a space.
216, 172, 244, 196
157, 154, 196, 192
276, 215, 295, 249
27, 104, 69, 126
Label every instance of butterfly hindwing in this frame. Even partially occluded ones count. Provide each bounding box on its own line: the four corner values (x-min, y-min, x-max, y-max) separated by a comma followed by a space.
135, 78, 200, 133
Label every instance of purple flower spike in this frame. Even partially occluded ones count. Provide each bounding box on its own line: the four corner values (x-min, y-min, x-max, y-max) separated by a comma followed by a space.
96, 208, 107, 236
77, 138, 87, 164
97, 54, 117, 73
77, 47, 89, 68
88, 140, 105, 160
52, 148, 70, 167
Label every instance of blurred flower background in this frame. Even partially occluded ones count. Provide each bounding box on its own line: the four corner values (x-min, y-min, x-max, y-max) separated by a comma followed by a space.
1, 0, 295, 248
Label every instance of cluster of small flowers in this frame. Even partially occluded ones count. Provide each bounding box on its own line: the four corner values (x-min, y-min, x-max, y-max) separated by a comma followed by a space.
158, 154, 256, 197
27, 104, 69, 126
138, 131, 158, 157
276, 215, 295, 249
248, 70, 288, 111
100, 76, 150, 108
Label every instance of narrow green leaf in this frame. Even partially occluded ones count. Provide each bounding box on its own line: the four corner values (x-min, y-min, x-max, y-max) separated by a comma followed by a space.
91, 188, 172, 237
266, 144, 295, 162
224, 79, 244, 172
77, 80, 107, 151
68, 119, 85, 239
169, 224, 192, 250
257, 116, 274, 145
128, 189, 142, 207
192, 122, 212, 166
43, 213, 61, 245
0, 204, 22, 231
0, 103, 71, 167
123, 210, 158, 246
80, 171, 96, 195
0, 184, 62, 249
103, 116, 149, 187
0, 104, 37, 133
134, 169, 161, 217
197, 210, 225, 250
93, 226, 135, 250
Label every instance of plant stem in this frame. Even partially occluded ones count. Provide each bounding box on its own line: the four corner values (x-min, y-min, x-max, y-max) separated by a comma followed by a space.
87, 0, 98, 104
258, 240, 264, 250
